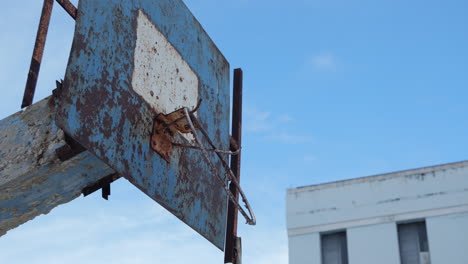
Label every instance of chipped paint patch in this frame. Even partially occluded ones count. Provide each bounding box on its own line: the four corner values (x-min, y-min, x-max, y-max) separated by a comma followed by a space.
132, 10, 199, 115
0, 97, 116, 237
55, 0, 230, 250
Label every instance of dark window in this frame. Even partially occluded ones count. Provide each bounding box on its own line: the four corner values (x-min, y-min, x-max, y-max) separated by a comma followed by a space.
398, 221, 431, 264
321, 231, 348, 264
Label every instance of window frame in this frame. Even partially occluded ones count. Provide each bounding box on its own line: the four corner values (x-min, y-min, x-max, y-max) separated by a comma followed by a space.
397, 220, 431, 264
320, 230, 349, 264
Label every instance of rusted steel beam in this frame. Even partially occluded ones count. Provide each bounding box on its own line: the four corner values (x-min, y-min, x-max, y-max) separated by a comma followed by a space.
0, 96, 117, 236
21, 0, 54, 108
55, 0, 77, 20
224, 68, 243, 263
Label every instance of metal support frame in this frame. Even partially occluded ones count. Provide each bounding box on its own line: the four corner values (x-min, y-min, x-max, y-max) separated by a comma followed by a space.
21, 0, 77, 108
224, 68, 243, 263
21, 0, 54, 108
55, 0, 77, 19
0, 96, 117, 237
16, 2, 248, 256
82, 173, 121, 200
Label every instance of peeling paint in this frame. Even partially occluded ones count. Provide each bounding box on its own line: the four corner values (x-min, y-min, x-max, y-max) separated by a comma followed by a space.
0, 97, 115, 237
55, 0, 229, 250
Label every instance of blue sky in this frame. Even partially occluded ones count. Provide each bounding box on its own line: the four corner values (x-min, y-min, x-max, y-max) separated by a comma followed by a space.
1, 0, 467, 263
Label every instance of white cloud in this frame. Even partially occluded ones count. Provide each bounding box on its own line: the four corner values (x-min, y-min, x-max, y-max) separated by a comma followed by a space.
310, 53, 336, 71
244, 107, 272, 132
278, 114, 293, 122
0, 196, 223, 264
0, 187, 289, 264
241, 228, 289, 264
269, 132, 313, 144
244, 106, 313, 145
304, 154, 317, 162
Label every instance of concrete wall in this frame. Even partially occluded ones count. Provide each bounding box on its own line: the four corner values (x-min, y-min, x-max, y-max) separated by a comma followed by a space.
288, 233, 321, 264
427, 212, 468, 264
347, 223, 400, 264
288, 217, 468, 264
286, 161, 468, 264
288, 223, 401, 264
287, 161, 468, 235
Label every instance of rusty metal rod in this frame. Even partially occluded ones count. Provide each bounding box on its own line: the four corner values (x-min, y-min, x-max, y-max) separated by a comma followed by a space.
172, 142, 240, 155
225, 68, 244, 263
183, 108, 255, 226
55, 0, 77, 20
21, 0, 54, 108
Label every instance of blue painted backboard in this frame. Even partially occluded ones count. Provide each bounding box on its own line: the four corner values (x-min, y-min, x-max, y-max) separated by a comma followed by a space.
55, 0, 230, 249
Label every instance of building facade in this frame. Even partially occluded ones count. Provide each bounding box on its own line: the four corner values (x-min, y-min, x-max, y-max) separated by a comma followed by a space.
287, 161, 468, 264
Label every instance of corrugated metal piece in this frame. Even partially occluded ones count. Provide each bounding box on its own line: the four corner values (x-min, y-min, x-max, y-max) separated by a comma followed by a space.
55, 0, 230, 250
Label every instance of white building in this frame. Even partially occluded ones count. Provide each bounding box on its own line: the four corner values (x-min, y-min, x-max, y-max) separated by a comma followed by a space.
286, 161, 468, 264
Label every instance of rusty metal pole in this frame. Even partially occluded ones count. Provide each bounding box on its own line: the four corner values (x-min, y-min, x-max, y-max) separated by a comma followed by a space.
55, 0, 77, 19
224, 68, 243, 263
21, 0, 54, 108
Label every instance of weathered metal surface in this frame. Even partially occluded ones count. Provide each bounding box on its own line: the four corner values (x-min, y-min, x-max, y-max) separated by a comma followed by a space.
0, 97, 116, 236
150, 117, 175, 163
55, 0, 77, 19
55, 0, 230, 249
150, 103, 201, 162
225, 69, 243, 263
55, 133, 86, 161
22, 0, 54, 108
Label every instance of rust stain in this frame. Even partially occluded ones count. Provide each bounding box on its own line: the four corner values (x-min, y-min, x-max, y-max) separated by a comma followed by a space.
55, 0, 230, 249
150, 105, 200, 162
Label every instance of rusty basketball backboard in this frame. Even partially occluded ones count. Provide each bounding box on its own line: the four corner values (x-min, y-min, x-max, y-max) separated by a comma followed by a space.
55, 0, 230, 249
